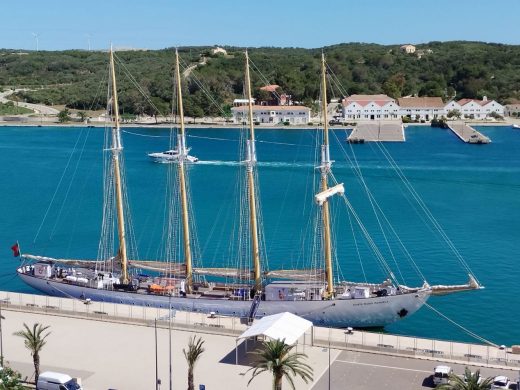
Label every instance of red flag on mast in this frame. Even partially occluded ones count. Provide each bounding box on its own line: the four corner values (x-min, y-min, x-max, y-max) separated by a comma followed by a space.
11, 243, 20, 257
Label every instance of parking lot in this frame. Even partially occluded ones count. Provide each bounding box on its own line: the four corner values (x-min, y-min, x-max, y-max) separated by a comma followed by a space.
312, 350, 520, 390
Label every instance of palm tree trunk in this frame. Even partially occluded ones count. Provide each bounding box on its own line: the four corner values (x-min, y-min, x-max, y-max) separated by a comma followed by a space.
274, 373, 283, 390
33, 352, 40, 384
188, 366, 194, 390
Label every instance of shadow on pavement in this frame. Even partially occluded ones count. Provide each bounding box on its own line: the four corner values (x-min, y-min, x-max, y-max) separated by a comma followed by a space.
219, 339, 261, 367
421, 375, 435, 388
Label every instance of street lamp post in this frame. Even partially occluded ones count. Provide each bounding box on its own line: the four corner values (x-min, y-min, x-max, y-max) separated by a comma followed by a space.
155, 319, 159, 390
169, 293, 172, 390
0, 303, 4, 366
328, 327, 331, 390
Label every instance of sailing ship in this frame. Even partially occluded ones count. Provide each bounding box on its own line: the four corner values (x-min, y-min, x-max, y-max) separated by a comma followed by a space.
16, 49, 481, 328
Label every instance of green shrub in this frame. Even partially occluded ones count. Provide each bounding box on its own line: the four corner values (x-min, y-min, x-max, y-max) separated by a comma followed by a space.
0, 365, 25, 389
489, 111, 504, 120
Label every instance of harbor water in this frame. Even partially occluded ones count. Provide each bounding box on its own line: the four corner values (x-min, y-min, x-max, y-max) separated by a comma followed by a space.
0, 125, 519, 345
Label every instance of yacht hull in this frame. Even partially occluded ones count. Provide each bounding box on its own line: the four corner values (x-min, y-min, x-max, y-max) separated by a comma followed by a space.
147, 153, 198, 163
19, 272, 429, 328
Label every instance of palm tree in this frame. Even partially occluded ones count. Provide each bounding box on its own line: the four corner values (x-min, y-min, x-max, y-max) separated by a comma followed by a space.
183, 335, 205, 390
13, 323, 51, 384
437, 367, 493, 390
247, 338, 313, 390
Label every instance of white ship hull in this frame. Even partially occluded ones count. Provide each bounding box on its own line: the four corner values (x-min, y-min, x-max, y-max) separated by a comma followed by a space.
18, 272, 429, 328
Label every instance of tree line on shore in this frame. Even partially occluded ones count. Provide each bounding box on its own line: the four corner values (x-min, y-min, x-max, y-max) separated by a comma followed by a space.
1, 41, 520, 118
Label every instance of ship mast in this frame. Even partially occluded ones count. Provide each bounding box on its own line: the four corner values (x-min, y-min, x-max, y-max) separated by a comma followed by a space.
320, 53, 334, 298
244, 51, 262, 294
174, 49, 194, 294
109, 47, 129, 284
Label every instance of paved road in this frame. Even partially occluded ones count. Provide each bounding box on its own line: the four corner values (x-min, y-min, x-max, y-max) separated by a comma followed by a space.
0, 89, 59, 115
183, 56, 208, 78
312, 350, 519, 390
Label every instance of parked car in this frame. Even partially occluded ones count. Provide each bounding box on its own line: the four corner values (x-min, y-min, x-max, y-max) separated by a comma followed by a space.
433, 365, 452, 386
37, 371, 82, 390
491, 375, 510, 389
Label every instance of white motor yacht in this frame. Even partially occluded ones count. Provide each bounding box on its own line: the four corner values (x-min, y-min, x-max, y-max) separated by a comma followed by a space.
148, 148, 198, 163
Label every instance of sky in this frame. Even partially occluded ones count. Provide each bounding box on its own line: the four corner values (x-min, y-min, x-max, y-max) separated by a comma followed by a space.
1, 0, 520, 51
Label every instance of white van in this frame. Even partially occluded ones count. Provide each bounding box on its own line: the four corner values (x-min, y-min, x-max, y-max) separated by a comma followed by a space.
433, 365, 452, 385
37, 371, 82, 390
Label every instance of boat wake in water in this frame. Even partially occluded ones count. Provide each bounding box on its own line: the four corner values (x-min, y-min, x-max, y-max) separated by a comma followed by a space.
195, 160, 315, 169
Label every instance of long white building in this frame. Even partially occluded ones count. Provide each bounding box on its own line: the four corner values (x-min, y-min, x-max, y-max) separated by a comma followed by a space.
397, 97, 445, 120
342, 94, 400, 120
445, 97, 504, 119
231, 105, 310, 125
341, 95, 504, 122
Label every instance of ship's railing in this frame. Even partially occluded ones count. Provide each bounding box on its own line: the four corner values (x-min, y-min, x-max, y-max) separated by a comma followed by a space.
1, 291, 518, 369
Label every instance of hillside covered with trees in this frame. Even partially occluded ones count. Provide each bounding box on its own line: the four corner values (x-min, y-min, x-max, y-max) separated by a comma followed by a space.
1, 41, 520, 117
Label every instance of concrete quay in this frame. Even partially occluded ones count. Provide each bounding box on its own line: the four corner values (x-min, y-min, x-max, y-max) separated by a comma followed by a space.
448, 121, 491, 143
0, 291, 518, 389
312, 350, 519, 390
348, 121, 405, 142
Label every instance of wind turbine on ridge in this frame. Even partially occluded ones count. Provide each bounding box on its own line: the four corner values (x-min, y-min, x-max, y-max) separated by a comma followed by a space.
31, 32, 40, 51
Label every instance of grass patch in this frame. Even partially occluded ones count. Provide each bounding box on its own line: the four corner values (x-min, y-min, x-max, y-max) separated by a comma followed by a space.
0, 101, 33, 115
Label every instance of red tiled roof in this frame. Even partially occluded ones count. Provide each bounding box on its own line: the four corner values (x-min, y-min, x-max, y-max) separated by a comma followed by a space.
231, 105, 309, 111
343, 94, 394, 107
260, 84, 280, 92
345, 101, 396, 108
457, 98, 496, 107
346, 94, 393, 101
397, 97, 444, 108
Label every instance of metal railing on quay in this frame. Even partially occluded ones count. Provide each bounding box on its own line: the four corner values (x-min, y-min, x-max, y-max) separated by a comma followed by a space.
1, 291, 518, 368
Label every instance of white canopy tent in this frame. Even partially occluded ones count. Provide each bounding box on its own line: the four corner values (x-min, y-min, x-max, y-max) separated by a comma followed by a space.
235, 312, 313, 364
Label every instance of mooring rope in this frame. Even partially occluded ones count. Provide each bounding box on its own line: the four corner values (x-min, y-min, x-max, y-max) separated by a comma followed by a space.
422, 300, 498, 347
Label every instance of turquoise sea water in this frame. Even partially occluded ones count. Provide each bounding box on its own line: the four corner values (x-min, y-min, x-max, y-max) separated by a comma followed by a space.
1, 125, 519, 345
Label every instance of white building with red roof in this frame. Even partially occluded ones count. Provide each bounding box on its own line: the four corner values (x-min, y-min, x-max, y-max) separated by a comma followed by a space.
342, 94, 400, 120
397, 96, 446, 120
231, 105, 310, 125
446, 97, 503, 119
